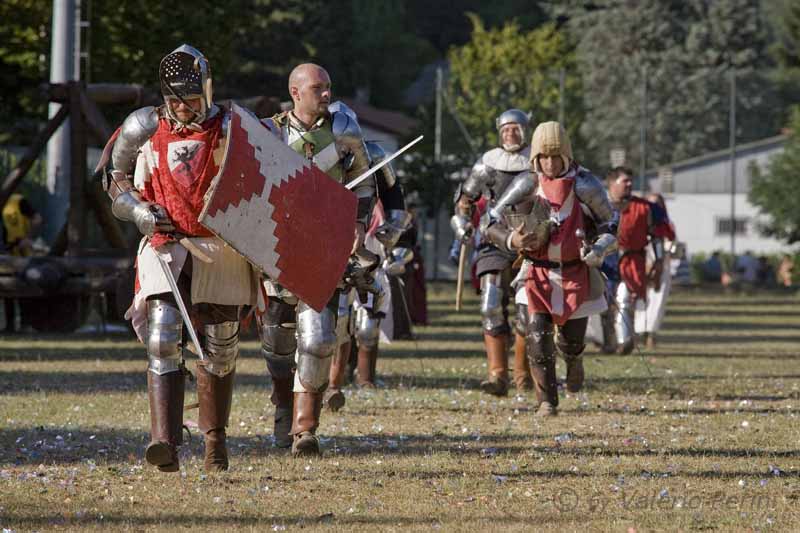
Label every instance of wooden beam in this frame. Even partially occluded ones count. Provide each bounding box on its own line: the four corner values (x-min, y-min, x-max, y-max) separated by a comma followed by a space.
86, 180, 129, 249
0, 105, 69, 209
79, 88, 112, 143
67, 81, 88, 254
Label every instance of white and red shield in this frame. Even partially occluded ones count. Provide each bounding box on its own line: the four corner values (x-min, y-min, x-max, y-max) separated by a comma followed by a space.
199, 103, 357, 312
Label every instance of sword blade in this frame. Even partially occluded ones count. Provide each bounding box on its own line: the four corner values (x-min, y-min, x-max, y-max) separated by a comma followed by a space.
155, 252, 205, 359
345, 135, 423, 191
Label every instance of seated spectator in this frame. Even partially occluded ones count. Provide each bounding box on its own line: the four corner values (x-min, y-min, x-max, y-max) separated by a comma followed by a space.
702, 251, 723, 283
756, 256, 776, 288
735, 251, 759, 284
777, 254, 794, 287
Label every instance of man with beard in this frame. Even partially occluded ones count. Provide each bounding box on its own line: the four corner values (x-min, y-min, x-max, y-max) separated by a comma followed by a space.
451, 110, 534, 396
483, 122, 617, 416
258, 63, 379, 456
102, 45, 257, 472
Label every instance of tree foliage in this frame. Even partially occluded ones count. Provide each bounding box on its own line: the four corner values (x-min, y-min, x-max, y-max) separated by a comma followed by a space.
447, 16, 584, 160
559, 0, 781, 171
749, 106, 800, 244
0, 0, 51, 143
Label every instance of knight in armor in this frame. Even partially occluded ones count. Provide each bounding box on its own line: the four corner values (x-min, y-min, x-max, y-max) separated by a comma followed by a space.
101, 45, 257, 471
258, 63, 379, 456
601, 167, 666, 354
325, 141, 411, 408
483, 122, 618, 416
451, 109, 534, 396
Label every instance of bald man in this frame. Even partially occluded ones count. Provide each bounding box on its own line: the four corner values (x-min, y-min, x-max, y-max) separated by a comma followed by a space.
258, 63, 378, 457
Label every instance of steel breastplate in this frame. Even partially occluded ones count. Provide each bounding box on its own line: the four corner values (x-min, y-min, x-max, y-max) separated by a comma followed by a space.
287, 122, 343, 180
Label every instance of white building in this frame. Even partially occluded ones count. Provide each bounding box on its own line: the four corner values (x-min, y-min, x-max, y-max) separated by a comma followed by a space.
646, 135, 791, 257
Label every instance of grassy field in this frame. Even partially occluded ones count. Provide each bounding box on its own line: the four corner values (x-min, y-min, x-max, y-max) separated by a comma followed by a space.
1, 283, 799, 532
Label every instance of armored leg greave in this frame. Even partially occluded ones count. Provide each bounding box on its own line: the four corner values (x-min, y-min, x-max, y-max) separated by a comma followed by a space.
525, 310, 558, 409
294, 301, 337, 393
290, 298, 339, 455
260, 297, 297, 448
355, 306, 381, 387
144, 298, 185, 472
480, 272, 509, 336
557, 317, 588, 393
614, 282, 636, 354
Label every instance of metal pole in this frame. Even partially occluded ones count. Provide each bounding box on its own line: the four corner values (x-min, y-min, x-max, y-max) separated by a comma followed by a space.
433, 67, 443, 280
45, 0, 78, 244
435, 67, 442, 163
558, 67, 565, 127
729, 68, 737, 257
639, 64, 647, 192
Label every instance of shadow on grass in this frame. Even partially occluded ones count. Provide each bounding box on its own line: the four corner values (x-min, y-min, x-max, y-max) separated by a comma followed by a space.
4, 426, 800, 466
0, 510, 570, 530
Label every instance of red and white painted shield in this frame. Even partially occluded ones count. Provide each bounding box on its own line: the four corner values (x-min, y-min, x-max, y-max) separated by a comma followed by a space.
199, 103, 357, 312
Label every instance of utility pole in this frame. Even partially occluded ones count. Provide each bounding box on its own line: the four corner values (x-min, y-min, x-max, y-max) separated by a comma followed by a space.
639, 64, 648, 192
45, 0, 78, 243
432, 66, 443, 280
729, 68, 737, 258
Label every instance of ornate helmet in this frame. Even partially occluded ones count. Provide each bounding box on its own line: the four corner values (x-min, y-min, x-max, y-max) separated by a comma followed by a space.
496, 109, 530, 152
159, 44, 213, 126
530, 121, 573, 175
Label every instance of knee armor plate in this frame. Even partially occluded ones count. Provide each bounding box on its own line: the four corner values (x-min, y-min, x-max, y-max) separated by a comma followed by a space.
355, 306, 380, 349
146, 299, 183, 375
296, 302, 337, 391
480, 273, 507, 335
201, 321, 239, 377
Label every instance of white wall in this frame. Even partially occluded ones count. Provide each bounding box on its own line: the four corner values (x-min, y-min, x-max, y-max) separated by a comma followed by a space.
665, 193, 789, 257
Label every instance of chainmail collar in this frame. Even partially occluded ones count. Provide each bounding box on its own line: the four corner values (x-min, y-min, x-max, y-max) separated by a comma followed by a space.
483, 145, 531, 173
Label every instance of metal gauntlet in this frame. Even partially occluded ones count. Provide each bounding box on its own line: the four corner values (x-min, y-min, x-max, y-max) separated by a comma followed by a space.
450, 214, 473, 242
111, 187, 174, 236
582, 233, 617, 268
375, 209, 412, 249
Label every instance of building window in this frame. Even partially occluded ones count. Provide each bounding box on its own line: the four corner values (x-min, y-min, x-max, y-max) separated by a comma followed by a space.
716, 217, 748, 235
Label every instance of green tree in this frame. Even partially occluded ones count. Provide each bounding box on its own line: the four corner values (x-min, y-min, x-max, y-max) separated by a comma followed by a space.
0, 0, 51, 143
749, 106, 800, 243
558, 0, 781, 171
447, 16, 585, 162
766, 0, 800, 116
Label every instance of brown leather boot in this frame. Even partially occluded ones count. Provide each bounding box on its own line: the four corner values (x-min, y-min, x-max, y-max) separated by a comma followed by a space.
512, 333, 533, 393
565, 357, 584, 393
291, 391, 322, 457
271, 374, 294, 448
197, 366, 235, 471
325, 342, 349, 412
480, 333, 509, 396
355, 345, 378, 389
145, 370, 185, 472
530, 361, 558, 416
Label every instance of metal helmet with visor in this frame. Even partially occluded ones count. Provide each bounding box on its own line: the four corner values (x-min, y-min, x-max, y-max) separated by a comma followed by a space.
159, 44, 213, 126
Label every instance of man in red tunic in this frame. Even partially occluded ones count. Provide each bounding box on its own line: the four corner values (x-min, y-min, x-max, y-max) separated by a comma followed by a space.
484, 122, 617, 416
102, 45, 257, 472
605, 167, 665, 354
